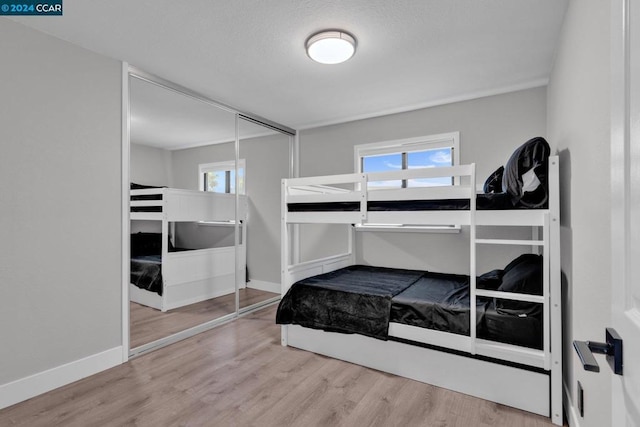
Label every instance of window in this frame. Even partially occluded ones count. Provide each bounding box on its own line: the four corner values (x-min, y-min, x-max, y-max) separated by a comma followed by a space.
355, 132, 459, 189
199, 160, 245, 194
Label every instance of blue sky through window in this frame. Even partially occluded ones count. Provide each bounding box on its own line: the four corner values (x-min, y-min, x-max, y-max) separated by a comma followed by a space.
362, 148, 452, 188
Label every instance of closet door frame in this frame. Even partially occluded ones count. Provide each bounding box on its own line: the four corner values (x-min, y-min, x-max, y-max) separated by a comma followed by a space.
121, 63, 296, 360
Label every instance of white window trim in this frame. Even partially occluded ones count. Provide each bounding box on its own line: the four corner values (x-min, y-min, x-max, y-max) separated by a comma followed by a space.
354, 131, 460, 172
354, 132, 461, 233
198, 159, 246, 195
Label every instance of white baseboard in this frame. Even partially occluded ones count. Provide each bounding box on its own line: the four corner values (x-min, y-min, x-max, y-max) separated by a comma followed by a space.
0, 346, 123, 410
564, 381, 581, 427
246, 280, 280, 294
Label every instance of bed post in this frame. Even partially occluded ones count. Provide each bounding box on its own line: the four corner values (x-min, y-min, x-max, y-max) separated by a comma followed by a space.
161, 194, 169, 312
469, 163, 477, 355
281, 178, 289, 346
548, 156, 562, 425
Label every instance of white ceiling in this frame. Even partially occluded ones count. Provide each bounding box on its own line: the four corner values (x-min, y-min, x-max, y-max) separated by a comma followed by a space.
9, 0, 568, 134
129, 77, 277, 149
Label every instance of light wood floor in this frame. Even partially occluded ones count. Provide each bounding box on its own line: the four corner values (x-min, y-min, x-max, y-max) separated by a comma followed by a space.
130, 288, 278, 348
0, 306, 565, 427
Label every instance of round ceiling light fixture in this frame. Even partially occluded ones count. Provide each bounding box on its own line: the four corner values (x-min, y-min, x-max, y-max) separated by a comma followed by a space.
306, 30, 356, 65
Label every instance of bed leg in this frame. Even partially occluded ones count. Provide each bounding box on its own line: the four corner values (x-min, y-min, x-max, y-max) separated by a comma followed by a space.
281, 325, 288, 347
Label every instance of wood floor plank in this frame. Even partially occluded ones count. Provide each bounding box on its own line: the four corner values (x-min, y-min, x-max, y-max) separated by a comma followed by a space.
129, 288, 278, 348
0, 306, 565, 427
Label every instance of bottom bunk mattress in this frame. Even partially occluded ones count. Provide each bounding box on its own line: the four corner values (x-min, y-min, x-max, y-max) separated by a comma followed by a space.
276, 265, 424, 339
277, 257, 543, 349
130, 255, 163, 296
389, 272, 487, 337
390, 272, 542, 349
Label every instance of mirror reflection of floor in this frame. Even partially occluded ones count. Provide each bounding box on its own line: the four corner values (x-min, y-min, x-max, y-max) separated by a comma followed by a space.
130, 288, 278, 349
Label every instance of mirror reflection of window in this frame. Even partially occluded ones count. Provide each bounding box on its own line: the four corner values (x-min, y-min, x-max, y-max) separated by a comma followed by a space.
200, 160, 245, 194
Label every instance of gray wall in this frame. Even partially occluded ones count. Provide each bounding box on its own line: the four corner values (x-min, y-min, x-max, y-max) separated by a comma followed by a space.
171, 133, 290, 285
299, 87, 547, 274
547, 1, 611, 425
130, 143, 172, 187
0, 20, 122, 384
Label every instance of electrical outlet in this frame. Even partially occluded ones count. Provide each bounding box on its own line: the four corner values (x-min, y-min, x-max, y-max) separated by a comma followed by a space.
577, 381, 584, 417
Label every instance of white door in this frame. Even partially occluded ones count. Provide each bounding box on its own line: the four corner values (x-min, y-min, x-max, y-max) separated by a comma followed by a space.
611, 0, 640, 425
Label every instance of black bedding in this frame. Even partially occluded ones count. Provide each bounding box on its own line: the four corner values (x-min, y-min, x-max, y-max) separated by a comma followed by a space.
131, 255, 163, 295
276, 255, 544, 349
276, 265, 424, 339
287, 192, 545, 213
390, 273, 542, 349
130, 232, 164, 295
389, 272, 488, 337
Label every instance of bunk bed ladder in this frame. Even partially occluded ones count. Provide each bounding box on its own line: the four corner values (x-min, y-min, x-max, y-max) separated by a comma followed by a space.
474, 214, 551, 370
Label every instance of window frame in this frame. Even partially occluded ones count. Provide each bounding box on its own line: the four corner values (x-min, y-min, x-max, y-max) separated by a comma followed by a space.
198, 159, 246, 195
354, 132, 460, 187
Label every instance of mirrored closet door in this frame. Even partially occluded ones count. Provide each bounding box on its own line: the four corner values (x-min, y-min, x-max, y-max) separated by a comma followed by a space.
127, 69, 295, 356
237, 119, 291, 311
128, 74, 239, 352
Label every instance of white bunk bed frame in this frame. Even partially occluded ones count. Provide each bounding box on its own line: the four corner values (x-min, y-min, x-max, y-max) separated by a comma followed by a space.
280, 156, 562, 425
130, 188, 247, 312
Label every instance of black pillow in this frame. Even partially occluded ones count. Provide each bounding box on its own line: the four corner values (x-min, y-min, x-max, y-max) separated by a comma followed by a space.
501, 137, 550, 208
483, 166, 504, 194
477, 269, 504, 290
496, 254, 543, 310
502, 253, 537, 273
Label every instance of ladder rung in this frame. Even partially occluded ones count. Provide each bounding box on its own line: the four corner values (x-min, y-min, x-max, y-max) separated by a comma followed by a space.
476, 289, 544, 304
475, 238, 544, 246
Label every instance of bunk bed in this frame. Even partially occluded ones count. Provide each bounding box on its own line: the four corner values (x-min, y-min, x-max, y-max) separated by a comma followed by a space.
277, 146, 562, 425
130, 185, 247, 312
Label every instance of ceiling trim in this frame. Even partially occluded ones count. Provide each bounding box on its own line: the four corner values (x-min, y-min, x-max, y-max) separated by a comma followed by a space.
297, 78, 549, 131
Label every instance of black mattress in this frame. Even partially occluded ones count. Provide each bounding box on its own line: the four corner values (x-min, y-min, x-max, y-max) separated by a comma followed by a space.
277, 263, 543, 349
390, 273, 542, 349
287, 193, 546, 213
131, 255, 163, 295
276, 265, 424, 340
389, 272, 487, 337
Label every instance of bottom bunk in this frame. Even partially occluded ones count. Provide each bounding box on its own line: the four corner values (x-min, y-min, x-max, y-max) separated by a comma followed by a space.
130, 232, 245, 312
277, 256, 543, 349
277, 256, 560, 423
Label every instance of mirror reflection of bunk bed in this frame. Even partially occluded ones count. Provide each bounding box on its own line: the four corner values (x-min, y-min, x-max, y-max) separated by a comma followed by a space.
129, 185, 247, 312
277, 143, 562, 425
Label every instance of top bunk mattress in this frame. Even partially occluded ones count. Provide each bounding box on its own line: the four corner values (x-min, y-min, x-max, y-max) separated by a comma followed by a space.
287, 192, 546, 212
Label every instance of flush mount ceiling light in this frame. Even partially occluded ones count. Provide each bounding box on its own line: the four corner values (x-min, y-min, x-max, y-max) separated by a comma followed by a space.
306, 30, 357, 65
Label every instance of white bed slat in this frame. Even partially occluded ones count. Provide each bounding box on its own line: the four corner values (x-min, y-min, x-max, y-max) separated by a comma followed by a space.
285, 173, 365, 187
287, 192, 363, 204
130, 200, 163, 207
366, 164, 474, 181
475, 238, 544, 246
130, 188, 165, 196
475, 339, 545, 369
475, 289, 545, 304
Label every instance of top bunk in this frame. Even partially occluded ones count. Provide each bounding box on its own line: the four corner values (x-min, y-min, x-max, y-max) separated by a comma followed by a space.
130, 184, 248, 222
283, 150, 558, 227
